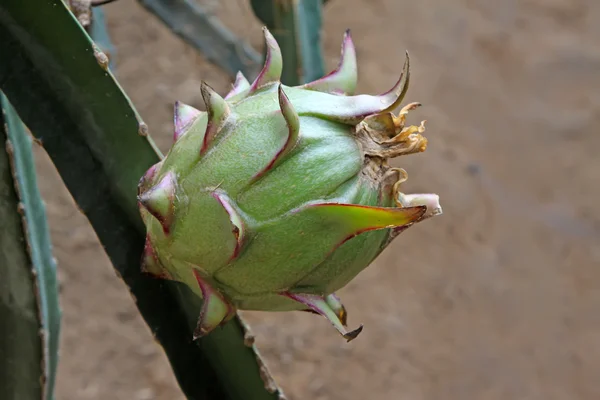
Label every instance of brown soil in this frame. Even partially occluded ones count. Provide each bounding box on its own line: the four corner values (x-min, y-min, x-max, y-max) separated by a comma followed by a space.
35, 0, 599, 399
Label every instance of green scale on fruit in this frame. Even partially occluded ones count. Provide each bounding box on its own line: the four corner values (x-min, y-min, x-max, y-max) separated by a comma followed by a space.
137, 27, 442, 342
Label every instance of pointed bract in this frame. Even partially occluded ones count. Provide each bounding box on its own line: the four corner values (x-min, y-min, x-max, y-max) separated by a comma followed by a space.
325, 293, 348, 326
301, 30, 358, 95
283, 292, 362, 342
174, 101, 202, 142
200, 82, 231, 154
378, 52, 411, 113
212, 191, 246, 261
137, 161, 161, 195
278, 85, 300, 146
299, 203, 427, 246
225, 71, 251, 100
250, 27, 283, 92
192, 269, 236, 339
275, 53, 411, 124
141, 236, 173, 280
252, 85, 301, 180
137, 171, 177, 234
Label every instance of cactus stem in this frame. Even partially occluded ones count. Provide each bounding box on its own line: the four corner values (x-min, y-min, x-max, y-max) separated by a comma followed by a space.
282, 292, 362, 342
174, 101, 202, 142
192, 269, 236, 339
249, 27, 283, 92
301, 30, 358, 95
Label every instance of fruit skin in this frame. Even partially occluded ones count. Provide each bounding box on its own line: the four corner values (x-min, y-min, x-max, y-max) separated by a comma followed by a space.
137, 27, 442, 342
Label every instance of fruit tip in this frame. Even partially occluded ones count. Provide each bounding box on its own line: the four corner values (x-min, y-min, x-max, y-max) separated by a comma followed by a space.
343, 324, 363, 342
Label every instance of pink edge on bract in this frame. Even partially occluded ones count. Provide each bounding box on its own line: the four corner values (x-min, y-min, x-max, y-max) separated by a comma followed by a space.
325, 51, 412, 123
138, 162, 160, 195
211, 191, 245, 261
137, 171, 177, 235
377, 51, 411, 114
282, 292, 363, 342
225, 71, 250, 99
249, 27, 282, 92
252, 85, 300, 181
301, 29, 358, 96
192, 269, 236, 339
173, 101, 202, 142
200, 82, 230, 155
140, 235, 173, 280
297, 203, 427, 259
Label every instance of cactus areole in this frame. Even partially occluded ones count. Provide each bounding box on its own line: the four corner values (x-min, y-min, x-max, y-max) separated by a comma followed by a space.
137, 27, 442, 342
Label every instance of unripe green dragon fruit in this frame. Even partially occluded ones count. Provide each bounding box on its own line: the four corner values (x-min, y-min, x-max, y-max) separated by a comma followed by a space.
137, 27, 442, 342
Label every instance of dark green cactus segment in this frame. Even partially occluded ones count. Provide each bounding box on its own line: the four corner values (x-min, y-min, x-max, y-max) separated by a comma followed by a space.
296, 0, 325, 82
0, 93, 61, 400
0, 2, 284, 399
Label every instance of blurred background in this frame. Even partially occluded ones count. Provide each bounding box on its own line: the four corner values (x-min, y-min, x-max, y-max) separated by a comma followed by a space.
35, 0, 599, 399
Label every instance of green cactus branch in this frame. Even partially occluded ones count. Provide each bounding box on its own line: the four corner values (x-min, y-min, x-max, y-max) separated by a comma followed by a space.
251, 0, 325, 85
0, 1, 283, 399
0, 93, 62, 400
137, 0, 262, 79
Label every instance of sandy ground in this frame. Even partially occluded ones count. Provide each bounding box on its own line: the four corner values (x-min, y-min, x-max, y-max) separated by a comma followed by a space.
31, 0, 600, 399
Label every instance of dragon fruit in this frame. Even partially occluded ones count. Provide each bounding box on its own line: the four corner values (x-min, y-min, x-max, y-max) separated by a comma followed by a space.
137, 27, 442, 342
